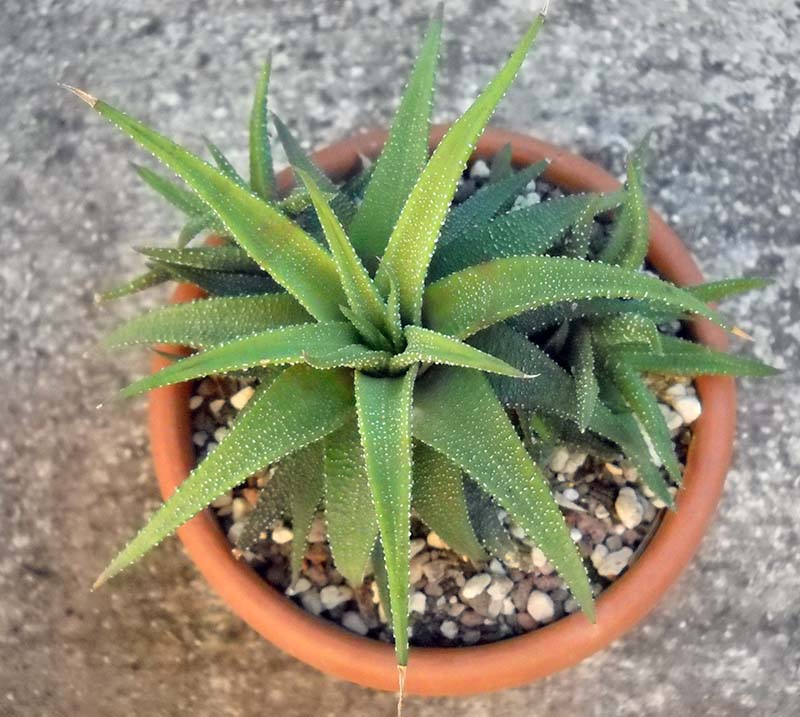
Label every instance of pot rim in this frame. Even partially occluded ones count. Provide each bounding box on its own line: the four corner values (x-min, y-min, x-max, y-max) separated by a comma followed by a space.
147, 126, 736, 696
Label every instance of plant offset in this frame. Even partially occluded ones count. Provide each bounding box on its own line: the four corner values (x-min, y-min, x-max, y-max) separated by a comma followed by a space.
68, 6, 774, 675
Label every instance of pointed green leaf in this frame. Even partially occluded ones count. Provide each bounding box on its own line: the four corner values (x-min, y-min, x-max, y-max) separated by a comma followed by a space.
383, 268, 405, 352
120, 321, 359, 397
571, 325, 598, 432
324, 418, 379, 585
429, 193, 602, 282
423, 255, 725, 340
602, 360, 682, 482
338, 304, 394, 353
104, 293, 311, 349
151, 260, 281, 297
354, 368, 417, 666
463, 478, 518, 562
412, 367, 594, 618
237, 471, 291, 550
436, 159, 549, 255
249, 60, 277, 200
280, 442, 325, 581
138, 245, 262, 274
176, 214, 213, 248
377, 13, 547, 323
297, 168, 387, 330
471, 325, 673, 505
96, 268, 169, 302
595, 314, 662, 352
95, 365, 354, 587
598, 142, 648, 267
412, 443, 485, 563
133, 163, 211, 217
688, 277, 769, 303
620, 335, 778, 377
84, 96, 346, 319
390, 326, 527, 377
273, 113, 338, 193
301, 344, 392, 372
347, 8, 443, 259
204, 137, 248, 188
560, 193, 608, 259
488, 143, 514, 183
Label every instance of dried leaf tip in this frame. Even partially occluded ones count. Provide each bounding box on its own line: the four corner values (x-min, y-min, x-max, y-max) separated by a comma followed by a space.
396, 665, 407, 717
59, 83, 98, 108
539, 0, 551, 18
731, 326, 754, 341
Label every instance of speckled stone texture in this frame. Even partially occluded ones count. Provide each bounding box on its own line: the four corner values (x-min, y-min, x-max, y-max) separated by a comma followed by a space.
1, 0, 798, 715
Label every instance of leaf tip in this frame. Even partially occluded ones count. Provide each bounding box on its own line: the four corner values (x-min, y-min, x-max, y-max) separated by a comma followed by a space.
396, 664, 407, 717
539, 0, 550, 18
731, 326, 754, 342
59, 83, 97, 108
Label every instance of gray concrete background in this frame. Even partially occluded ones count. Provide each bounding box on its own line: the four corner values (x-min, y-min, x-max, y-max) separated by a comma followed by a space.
1, 0, 798, 715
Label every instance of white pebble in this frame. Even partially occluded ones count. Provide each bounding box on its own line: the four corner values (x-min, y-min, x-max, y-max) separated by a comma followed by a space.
615, 487, 644, 529
564, 598, 579, 614
213, 427, 229, 443
230, 385, 255, 410
502, 597, 516, 615
526, 591, 555, 622
563, 488, 580, 501
469, 159, 491, 178
509, 523, 526, 540
665, 383, 687, 399
286, 577, 312, 595
426, 531, 449, 549
231, 497, 251, 522
461, 573, 492, 599
590, 544, 609, 569
209, 398, 225, 415
341, 611, 368, 636
531, 547, 547, 568
564, 451, 588, 474
594, 504, 610, 520
489, 558, 506, 575
410, 591, 427, 614
192, 431, 208, 447
548, 446, 570, 473
487, 576, 514, 600
440, 620, 459, 639
210, 492, 232, 508
596, 547, 634, 577
300, 590, 322, 616
570, 528, 582, 542
488, 599, 503, 619
659, 403, 684, 431
673, 395, 702, 424
188, 395, 203, 410
409, 538, 427, 558
320, 584, 353, 610
271, 526, 294, 544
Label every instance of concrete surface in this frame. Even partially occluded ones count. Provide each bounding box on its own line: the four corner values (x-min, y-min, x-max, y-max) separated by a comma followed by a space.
1, 0, 798, 715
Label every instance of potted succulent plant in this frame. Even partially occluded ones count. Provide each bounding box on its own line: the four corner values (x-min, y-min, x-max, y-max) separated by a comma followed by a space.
67, 3, 775, 701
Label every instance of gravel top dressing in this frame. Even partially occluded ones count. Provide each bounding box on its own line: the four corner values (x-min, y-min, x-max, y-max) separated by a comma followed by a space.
192, 368, 697, 648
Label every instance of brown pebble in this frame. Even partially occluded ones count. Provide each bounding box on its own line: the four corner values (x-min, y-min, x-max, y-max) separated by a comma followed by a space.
424, 581, 444, 597
422, 559, 449, 583
533, 575, 562, 591
622, 529, 639, 546
465, 592, 492, 617
574, 512, 608, 543
459, 610, 484, 627
305, 565, 328, 588
242, 488, 259, 506
510, 577, 534, 612
306, 543, 328, 566
517, 612, 536, 631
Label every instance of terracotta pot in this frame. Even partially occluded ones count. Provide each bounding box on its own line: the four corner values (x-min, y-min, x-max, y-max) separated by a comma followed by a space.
148, 126, 735, 696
